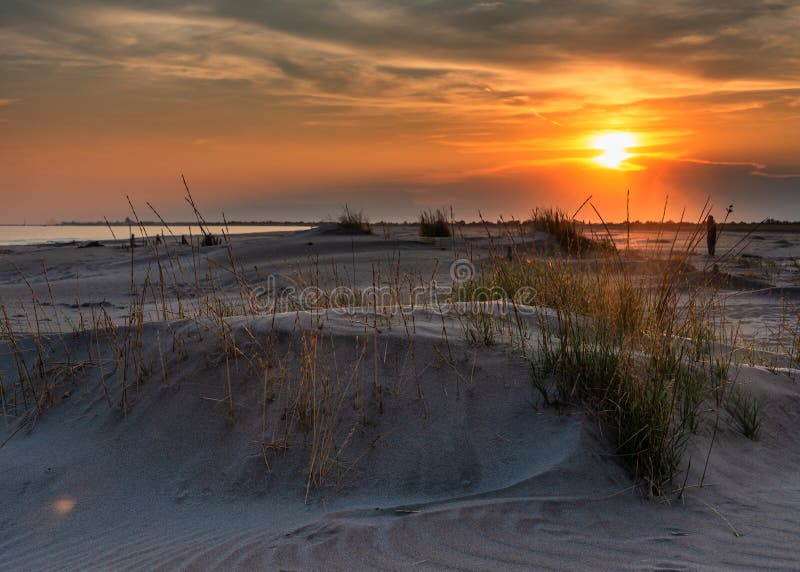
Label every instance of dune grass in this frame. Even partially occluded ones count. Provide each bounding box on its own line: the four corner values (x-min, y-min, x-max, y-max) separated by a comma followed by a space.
529, 207, 614, 254
460, 207, 737, 495
419, 208, 451, 238
338, 205, 371, 234
0, 197, 786, 499
725, 388, 762, 440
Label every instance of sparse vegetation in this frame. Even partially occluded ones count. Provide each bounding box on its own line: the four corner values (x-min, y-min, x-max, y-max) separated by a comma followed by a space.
338, 204, 371, 234
529, 207, 614, 254
419, 208, 451, 238
726, 387, 762, 440
201, 232, 221, 247
2, 193, 789, 503
463, 205, 735, 495
461, 306, 496, 346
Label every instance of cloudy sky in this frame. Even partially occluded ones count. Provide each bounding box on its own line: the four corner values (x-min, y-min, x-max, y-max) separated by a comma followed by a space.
1, 0, 799, 222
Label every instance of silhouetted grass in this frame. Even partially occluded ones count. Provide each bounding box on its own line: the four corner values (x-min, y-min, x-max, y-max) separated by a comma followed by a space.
338, 205, 371, 234
529, 207, 614, 254
419, 208, 451, 237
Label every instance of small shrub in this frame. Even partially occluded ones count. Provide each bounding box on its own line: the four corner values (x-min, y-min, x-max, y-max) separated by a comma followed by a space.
725, 388, 762, 440
419, 208, 451, 237
201, 232, 221, 247
338, 205, 371, 234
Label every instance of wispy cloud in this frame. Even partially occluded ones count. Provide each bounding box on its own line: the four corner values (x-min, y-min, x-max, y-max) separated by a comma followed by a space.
0, 1, 798, 221
680, 158, 800, 179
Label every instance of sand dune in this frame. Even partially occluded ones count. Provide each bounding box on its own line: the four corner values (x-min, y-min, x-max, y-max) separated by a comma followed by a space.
2, 228, 799, 569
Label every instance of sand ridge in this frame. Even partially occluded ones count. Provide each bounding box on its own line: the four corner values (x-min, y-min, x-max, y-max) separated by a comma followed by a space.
1, 228, 799, 570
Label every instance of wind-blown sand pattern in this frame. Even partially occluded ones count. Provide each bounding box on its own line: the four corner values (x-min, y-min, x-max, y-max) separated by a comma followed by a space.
1, 225, 799, 570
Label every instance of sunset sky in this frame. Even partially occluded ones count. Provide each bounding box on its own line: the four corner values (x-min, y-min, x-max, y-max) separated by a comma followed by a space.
1, 1, 799, 223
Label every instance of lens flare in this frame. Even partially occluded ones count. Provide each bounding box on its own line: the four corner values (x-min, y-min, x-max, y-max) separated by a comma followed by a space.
53, 497, 76, 515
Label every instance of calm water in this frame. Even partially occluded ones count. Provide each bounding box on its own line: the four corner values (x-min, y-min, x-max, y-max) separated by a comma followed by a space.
602, 228, 800, 260
0, 225, 312, 246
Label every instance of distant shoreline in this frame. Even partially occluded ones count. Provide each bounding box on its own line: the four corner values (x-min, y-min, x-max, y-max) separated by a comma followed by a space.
582, 222, 800, 232
2, 220, 800, 232
15, 221, 319, 227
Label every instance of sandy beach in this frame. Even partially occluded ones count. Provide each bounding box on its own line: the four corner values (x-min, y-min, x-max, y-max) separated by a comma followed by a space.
4, 0, 800, 567
0, 223, 798, 570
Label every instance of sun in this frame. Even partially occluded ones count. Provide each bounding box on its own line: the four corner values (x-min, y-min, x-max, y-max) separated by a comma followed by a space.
591, 132, 637, 169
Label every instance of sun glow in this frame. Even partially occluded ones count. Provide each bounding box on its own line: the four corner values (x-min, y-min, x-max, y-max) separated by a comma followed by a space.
592, 132, 637, 169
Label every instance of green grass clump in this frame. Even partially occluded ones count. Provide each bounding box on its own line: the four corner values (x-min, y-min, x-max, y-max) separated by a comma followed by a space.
725, 388, 762, 440
338, 205, 371, 234
419, 208, 451, 237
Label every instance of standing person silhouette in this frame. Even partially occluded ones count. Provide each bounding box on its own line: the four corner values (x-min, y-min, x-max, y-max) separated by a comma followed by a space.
706, 215, 717, 256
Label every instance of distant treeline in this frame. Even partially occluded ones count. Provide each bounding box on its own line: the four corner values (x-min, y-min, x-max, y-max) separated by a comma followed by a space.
57, 219, 317, 226
54, 218, 800, 231
406, 219, 800, 231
